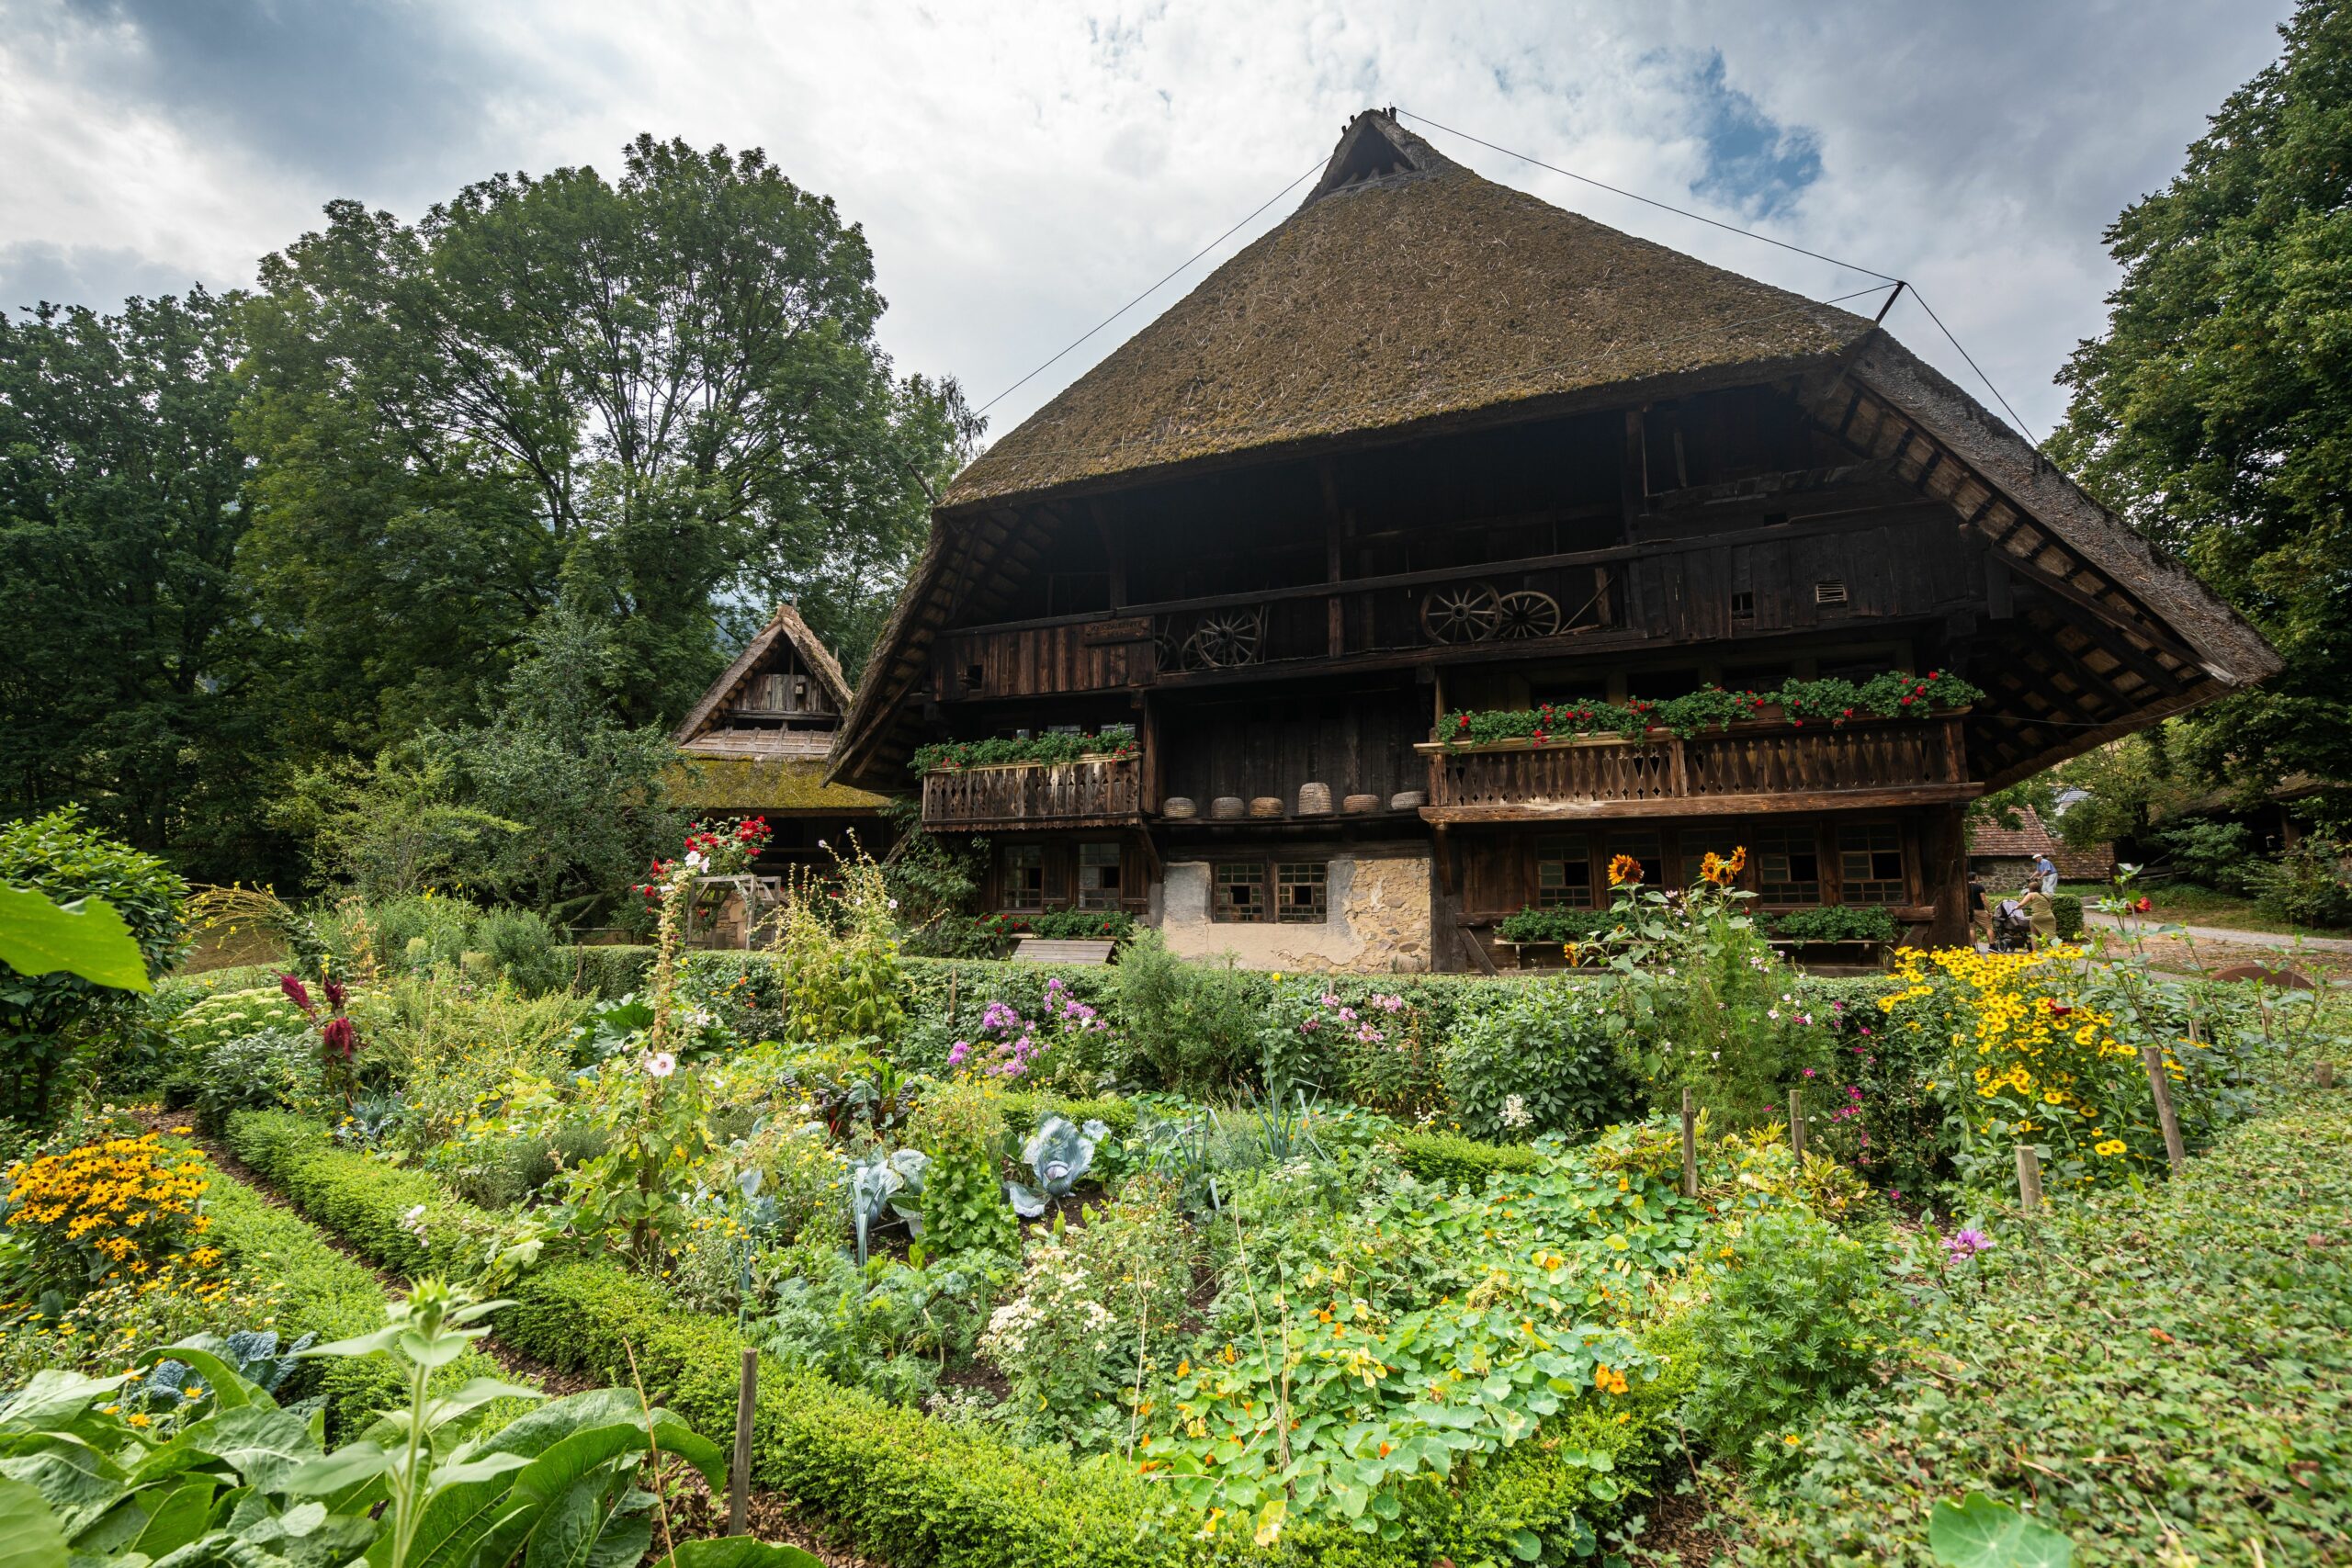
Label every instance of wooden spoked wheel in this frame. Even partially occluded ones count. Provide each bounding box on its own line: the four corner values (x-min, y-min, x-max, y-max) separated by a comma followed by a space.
1183, 609, 1263, 668
1494, 589, 1562, 639
1420, 582, 1503, 644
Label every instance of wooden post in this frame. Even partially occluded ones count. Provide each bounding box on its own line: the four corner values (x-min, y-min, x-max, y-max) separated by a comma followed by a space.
2139, 1045, 2188, 1175
729, 1347, 757, 1535
2014, 1143, 2042, 1212
2317, 1061, 2336, 1089
1787, 1088, 1805, 1161
1679, 1089, 1697, 1198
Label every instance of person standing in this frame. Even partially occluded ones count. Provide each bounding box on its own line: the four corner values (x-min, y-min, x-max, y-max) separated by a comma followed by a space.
2033, 852, 2059, 897
1968, 872, 1990, 946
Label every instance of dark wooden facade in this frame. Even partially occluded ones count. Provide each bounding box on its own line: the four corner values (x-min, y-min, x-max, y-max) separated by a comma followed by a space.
832, 112, 2276, 970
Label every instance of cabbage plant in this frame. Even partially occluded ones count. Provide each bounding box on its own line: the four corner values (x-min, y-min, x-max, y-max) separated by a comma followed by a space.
1005, 1115, 1109, 1218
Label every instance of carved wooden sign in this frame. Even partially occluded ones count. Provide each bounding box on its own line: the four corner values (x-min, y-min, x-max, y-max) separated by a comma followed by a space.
1081, 615, 1155, 645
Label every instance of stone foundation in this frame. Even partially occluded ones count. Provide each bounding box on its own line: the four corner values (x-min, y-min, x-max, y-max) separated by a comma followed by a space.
1158, 852, 1431, 972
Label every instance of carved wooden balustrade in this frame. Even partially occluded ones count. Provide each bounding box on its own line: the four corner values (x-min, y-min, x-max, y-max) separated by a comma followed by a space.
1417, 714, 1974, 821
920, 755, 1143, 831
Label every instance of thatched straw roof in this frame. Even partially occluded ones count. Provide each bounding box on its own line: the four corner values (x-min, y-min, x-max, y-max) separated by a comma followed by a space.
944, 111, 1877, 511
673, 603, 854, 748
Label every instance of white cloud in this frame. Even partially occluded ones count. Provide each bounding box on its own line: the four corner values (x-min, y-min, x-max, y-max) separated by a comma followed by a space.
0, 0, 2298, 439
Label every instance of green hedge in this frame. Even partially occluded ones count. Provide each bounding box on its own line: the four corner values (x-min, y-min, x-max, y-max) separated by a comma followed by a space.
563, 944, 658, 999
191, 1137, 518, 1438
220, 1111, 513, 1280
1385, 1129, 1546, 1188
2052, 893, 2085, 941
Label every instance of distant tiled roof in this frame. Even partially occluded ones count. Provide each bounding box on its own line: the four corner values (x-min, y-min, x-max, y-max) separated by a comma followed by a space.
1969, 806, 2112, 880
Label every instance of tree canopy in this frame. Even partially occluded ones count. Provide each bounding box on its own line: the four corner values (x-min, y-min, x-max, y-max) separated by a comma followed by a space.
2052, 0, 2352, 813
238, 134, 976, 755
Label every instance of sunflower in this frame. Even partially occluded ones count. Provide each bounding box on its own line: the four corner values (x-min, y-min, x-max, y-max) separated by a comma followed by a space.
1607, 853, 1644, 886
1699, 845, 1748, 886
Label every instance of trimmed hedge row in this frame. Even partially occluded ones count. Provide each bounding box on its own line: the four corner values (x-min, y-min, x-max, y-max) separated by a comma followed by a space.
220, 1110, 1682, 1568
220, 1111, 514, 1280
1385, 1129, 1546, 1188
190, 1135, 517, 1438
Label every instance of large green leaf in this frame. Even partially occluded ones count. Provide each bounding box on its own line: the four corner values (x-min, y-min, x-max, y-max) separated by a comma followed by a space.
130, 1479, 220, 1560
282, 1442, 394, 1497
0, 1446, 127, 1540
0, 1371, 130, 1433
0, 1476, 68, 1568
189, 1405, 321, 1495
0, 885, 151, 991
654, 1540, 825, 1568
398, 1452, 536, 1568
521, 1474, 608, 1568
1929, 1494, 2075, 1568
477, 1392, 650, 1462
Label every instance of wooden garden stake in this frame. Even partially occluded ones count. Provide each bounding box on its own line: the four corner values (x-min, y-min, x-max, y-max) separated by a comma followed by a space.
2013, 1143, 2043, 1213
1787, 1088, 1805, 1161
2140, 1044, 2188, 1175
2318, 1061, 2337, 1089
729, 1347, 757, 1535
1679, 1089, 1697, 1198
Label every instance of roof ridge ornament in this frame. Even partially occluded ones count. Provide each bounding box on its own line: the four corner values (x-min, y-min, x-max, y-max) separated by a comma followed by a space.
1302, 107, 1453, 207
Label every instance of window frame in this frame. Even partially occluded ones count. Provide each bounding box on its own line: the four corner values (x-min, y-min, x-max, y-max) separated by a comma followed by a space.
1837, 821, 1907, 904
1000, 844, 1046, 912
1211, 856, 1331, 925
1534, 832, 1595, 909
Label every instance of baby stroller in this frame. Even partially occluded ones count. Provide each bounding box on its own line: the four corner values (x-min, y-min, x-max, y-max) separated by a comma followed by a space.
1989, 898, 2036, 953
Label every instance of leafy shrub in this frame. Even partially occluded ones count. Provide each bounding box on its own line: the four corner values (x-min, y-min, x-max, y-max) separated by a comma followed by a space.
1736, 1091, 2352, 1564
770, 851, 908, 1043
1385, 1128, 1545, 1188
469, 904, 566, 992
564, 942, 658, 998
980, 1177, 1195, 1445
978, 908, 1138, 942
1444, 980, 1640, 1141
906, 1080, 1016, 1258
2248, 834, 2352, 927
1114, 930, 1261, 1093
0, 807, 187, 1121
1676, 1205, 1899, 1472
2149, 818, 2253, 892
187, 1026, 323, 1132
2051, 892, 2084, 940
761, 1240, 1010, 1405
1769, 905, 1895, 943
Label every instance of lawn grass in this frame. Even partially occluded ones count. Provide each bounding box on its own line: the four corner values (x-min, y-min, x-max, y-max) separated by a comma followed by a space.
2060, 879, 2352, 939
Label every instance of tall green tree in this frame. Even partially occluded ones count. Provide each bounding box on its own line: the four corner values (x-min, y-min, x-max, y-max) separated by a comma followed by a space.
2052, 1, 2352, 808
0, 289, 279, 878
239, 133, 975, 757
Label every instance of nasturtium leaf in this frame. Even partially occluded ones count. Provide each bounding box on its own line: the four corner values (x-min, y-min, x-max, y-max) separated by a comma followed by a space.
1928, 1493, 2075, 1568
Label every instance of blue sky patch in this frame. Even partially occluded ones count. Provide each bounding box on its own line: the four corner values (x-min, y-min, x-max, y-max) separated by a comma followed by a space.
1683, 51, 1822, 220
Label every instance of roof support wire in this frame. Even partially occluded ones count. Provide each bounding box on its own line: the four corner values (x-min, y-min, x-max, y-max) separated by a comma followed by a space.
1396, 107, 2041, 444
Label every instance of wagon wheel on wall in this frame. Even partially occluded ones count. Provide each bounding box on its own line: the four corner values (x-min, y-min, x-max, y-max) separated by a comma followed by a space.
1420, 582, 1503, 644
1183, 608, 1264, 668
1494, 590, 1562, 639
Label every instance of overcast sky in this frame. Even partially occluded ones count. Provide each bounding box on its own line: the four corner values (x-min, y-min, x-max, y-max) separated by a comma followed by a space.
0, 1, 2297, 446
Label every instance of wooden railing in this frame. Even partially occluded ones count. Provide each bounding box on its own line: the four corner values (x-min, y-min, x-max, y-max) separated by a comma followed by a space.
920, 755, 1142, 831
1419, 716, 1973, 821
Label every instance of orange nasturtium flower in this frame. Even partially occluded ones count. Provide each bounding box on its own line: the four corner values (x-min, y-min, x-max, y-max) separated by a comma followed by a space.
1607, 854, 1644, 886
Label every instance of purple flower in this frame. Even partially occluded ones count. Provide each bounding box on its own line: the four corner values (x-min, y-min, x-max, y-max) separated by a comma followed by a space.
1944, 1228, 1993, 1263
278, 973, 315, 1018
947, 1042, 971, 1067
1803, 1067, 1816, 1078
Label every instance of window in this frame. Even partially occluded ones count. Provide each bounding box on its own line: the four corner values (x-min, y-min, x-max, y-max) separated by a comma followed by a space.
1276, 862, 1329, 923
1838, 823, 1905, 902
1814, 579, 1849, 605
1001, 845, 1046, 911
1077, 842, 1124, 909
1753, 825, 1821, 903
1603, 831, 1664, 888
1535, 834, 1593, 908
1728, 591, 1755, 619
1215, 863, 1266, 922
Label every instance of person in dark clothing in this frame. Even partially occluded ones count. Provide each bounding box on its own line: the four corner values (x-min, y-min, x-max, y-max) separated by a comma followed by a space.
1968, 872, 1990, 944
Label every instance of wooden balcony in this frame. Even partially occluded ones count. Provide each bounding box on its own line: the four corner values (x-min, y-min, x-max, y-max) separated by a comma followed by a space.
1417, 715, 1977, 822
920, 754, 1143, 831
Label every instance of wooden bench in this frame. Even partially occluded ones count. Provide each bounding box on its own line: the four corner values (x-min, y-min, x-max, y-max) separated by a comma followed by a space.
1011, 937, 1118, 964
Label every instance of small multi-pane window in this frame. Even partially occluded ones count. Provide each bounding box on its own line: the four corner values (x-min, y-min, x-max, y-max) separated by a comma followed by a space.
1535, 834, 1593, 908
1001, 845, 1046, 911
1603, 831, 1665, 888
1214, 863, 1266, 923
1276, 863, 1329, 923
1838, 823, 1905, 902
1754, 825, 1822, 903
1077, 842, 1123, 909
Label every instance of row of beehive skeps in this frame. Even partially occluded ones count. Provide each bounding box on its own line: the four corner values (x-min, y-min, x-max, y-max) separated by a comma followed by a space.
1160, 784, 1427, 820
